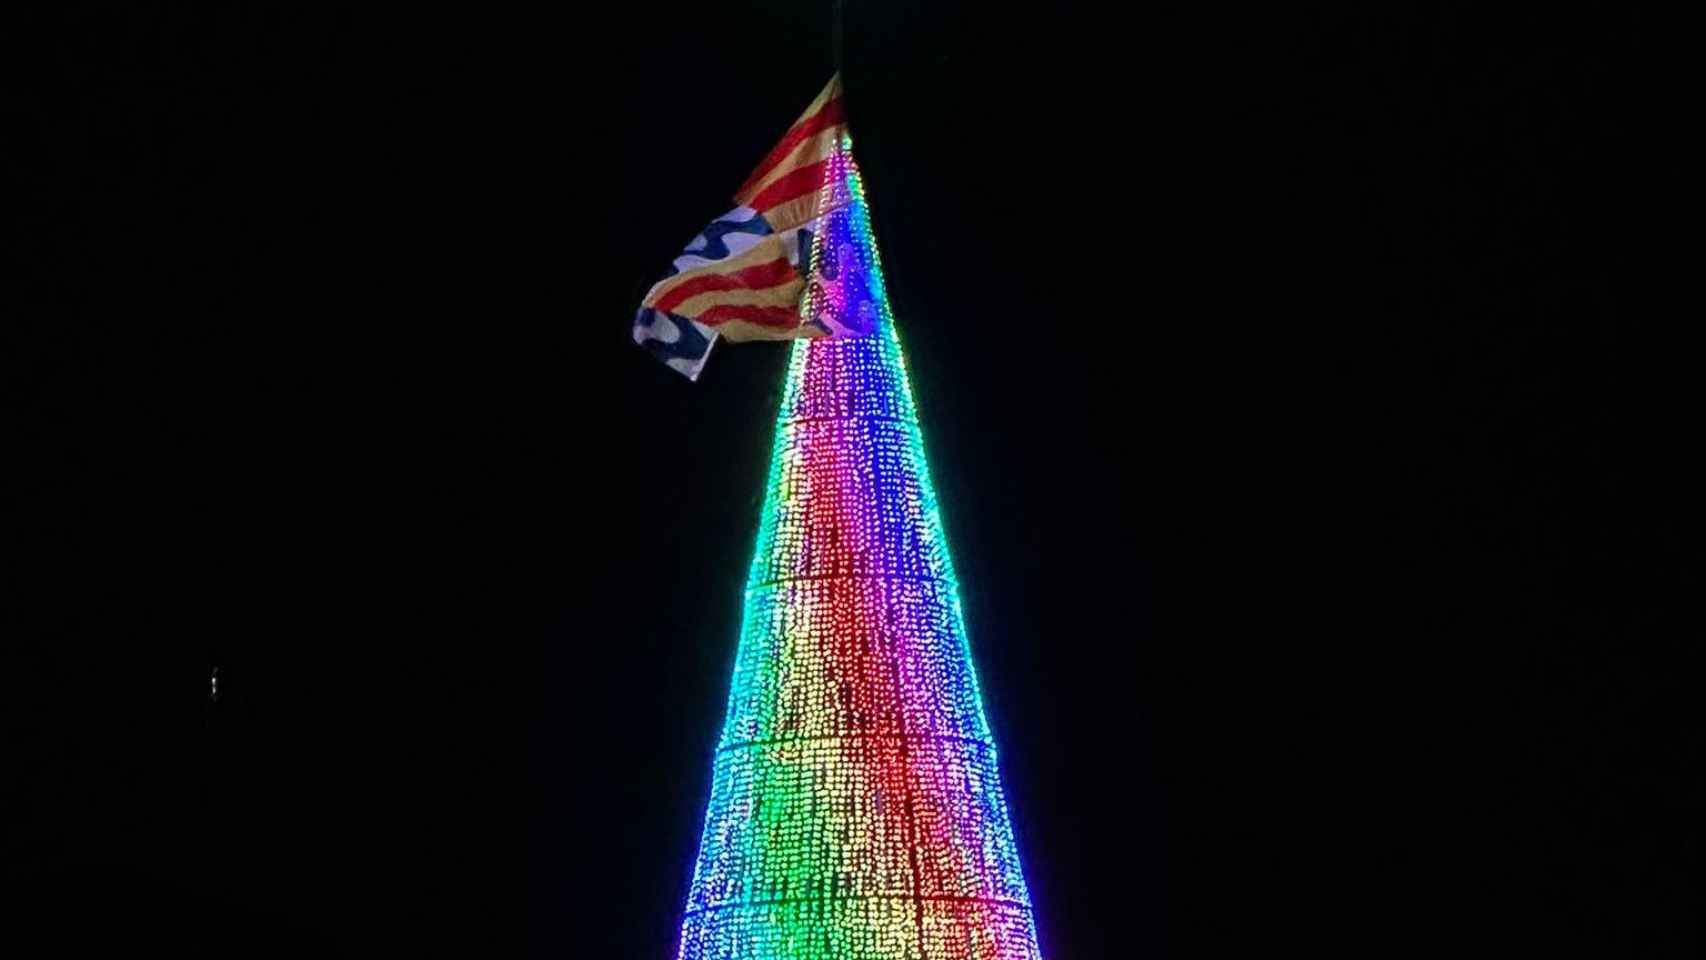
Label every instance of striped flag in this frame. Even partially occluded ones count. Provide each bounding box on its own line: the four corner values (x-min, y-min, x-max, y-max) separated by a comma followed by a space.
633, 74, 881, 380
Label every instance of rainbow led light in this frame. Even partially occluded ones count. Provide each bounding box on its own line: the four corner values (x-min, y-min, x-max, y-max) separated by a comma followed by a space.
677, 137, 1043, 959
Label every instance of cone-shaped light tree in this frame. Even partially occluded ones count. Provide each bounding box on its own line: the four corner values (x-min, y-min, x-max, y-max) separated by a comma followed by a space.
676, 135, 1043, 959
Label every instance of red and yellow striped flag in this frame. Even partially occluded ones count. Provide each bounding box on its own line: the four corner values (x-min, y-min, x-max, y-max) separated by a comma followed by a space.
633, 74, 863, 380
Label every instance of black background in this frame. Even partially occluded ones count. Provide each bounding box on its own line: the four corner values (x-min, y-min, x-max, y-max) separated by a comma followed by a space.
6, 2, 1700, 956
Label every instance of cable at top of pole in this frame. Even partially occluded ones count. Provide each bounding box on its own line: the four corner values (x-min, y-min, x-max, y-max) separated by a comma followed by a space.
832, 0, 845, 75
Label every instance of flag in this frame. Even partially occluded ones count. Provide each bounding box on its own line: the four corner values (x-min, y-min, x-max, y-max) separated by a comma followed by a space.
633, 73, 883, 380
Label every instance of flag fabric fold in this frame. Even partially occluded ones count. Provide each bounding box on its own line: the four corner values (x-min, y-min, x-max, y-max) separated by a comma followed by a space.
632, 73, 881, 381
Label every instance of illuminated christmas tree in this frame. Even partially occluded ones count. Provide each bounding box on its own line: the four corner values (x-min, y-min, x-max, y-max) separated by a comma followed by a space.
675, 133, 1043, 960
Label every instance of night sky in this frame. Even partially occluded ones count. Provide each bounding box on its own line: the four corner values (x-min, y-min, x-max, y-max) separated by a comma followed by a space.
7, 3, 1700, 956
